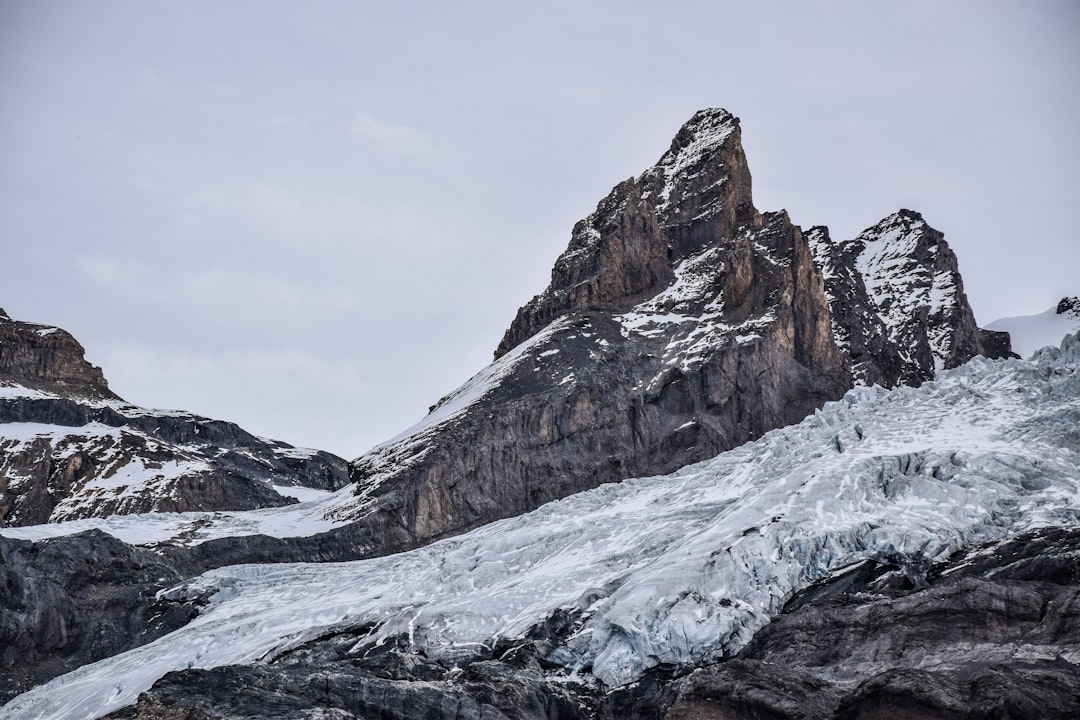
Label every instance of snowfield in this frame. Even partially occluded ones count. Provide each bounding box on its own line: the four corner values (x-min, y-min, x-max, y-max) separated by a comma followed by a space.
4, 335, 1079, 719
988, 299, 1080, 359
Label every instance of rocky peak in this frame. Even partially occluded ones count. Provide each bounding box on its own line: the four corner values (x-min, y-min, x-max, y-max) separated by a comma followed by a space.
496, 108, 757, 358
342, 109, 850, 556
0, 310, 118, 401
1057, 296, 1080, 316
810, 209, 1012, 385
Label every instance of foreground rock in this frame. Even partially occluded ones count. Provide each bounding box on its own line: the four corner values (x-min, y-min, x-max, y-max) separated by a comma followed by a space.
0, 530, 204, 703
649, 526, 1080, 720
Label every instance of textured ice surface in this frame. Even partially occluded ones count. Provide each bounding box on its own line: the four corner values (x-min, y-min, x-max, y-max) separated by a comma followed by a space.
5, 337, 1080, 719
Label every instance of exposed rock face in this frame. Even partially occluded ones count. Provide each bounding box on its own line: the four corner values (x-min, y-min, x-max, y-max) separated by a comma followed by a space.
0, 530, 204, 703
0, 313, 349, 527
808, 211, 1013, 386
338, 109, 852, 555
0, 309, 117, 400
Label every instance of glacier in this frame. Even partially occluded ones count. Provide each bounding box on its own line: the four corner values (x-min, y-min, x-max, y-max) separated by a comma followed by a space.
3, 334, 1079, 720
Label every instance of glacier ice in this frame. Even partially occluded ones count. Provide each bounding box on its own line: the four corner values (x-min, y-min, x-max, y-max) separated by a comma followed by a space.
4, 335, 1079, 719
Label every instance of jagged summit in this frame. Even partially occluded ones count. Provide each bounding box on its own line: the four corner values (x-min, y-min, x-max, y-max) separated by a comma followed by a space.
497, 108, 756, 357
809, 209, 1012, 386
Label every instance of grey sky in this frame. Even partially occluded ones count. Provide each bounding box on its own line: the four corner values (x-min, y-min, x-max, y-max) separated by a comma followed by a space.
2, 1, 1077, 458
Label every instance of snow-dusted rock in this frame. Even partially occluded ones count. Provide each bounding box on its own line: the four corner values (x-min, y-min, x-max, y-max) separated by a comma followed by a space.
0, 312, 349, 526
809, 210, 1013, 386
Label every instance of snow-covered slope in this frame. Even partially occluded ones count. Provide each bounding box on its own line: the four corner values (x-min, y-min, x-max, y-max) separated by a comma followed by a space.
6, 333, 1078, 720
988, 296, 1080, 359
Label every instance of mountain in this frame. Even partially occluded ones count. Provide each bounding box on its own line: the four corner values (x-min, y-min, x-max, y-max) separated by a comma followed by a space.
0, 108, 1041, 718
987, 296, 1080, 359
0, 309, 349, 527
333, 108, 1010, 561
6, 332, 1077, 719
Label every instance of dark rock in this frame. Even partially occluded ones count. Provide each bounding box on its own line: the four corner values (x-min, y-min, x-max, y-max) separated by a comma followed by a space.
108, 626, 597, 720
0, 530, 200, 703
1057, 296, 1080, 316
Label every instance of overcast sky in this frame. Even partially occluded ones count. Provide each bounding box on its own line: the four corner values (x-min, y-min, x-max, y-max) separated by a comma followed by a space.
2, 1, 1077, 459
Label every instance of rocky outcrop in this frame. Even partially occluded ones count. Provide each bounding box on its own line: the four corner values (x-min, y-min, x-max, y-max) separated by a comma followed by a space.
0, 309, 117, 401
0, 313, 349, 527
808, 211, 1013, 386
0, 530, 206, 703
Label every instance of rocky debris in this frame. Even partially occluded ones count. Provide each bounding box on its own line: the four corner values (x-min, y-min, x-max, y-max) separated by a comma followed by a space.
1058, 296, 1080, 316
808, 211, 1013, 386
0, 309, 118, 401
0, 530, 204, 704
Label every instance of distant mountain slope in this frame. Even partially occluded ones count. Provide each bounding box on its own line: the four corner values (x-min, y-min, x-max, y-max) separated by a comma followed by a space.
0, 310, 349, 526
6, 333, 1076, 720
987, 296, 1080, 359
